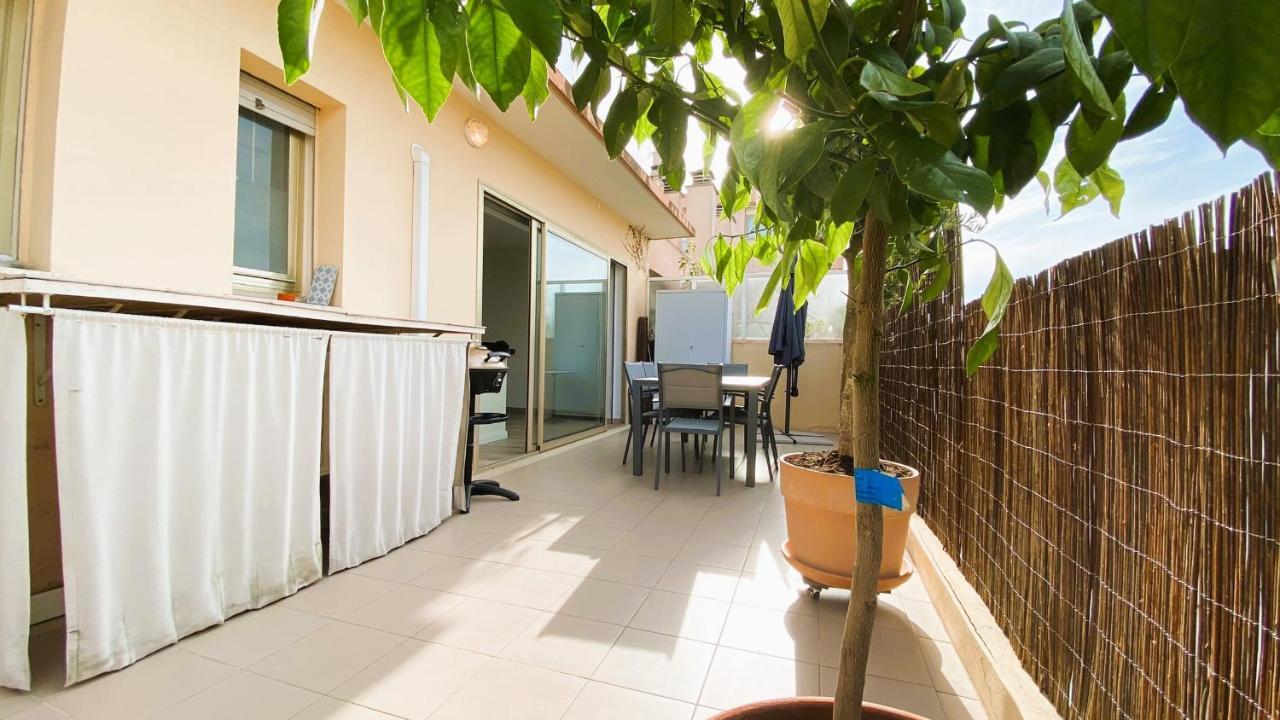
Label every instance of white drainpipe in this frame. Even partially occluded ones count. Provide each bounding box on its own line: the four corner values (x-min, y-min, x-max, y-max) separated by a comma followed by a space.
410, 144, 430, 320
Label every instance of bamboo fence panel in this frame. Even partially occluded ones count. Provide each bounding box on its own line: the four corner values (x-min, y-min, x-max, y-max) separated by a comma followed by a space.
880, 173, 1280, 719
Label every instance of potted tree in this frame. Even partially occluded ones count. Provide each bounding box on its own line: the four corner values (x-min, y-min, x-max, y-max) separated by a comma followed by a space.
279, 0, 1280, 716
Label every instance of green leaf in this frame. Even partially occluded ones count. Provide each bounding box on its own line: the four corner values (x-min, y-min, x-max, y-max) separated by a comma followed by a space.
724, 240, 754, 296
1035, 169, 1052, 213
571, 60, 604, 111
467, 0, 531, 112
380, 0, 466, 122
711, 235, 731, 282
1092, 162, 1124, 217
1167, 0, 1280, 150
755, 244, 798, 313
758, 121, 829, 220
1065, 94, 1126, 177
865, 93, 963, 147
345, 0, 369, 25
279, 0, 327, 84
920, 256, 952, 303
503, 0, 561, 63
603, 85, 640, 159
651, 0, 696, 47
719, 169, 750, 218
1090, 0, 1194, 77
793, 240, 829, 306
823, 221, 855, 265
775, 0, 829, 61
1059, 0, 1115, 118
964, 329, 1000, 376
522, 46, 549, 120
729, 90, 777, 190
831, 157, 875, 224
1053, 156, 1099, 216
985, 47, 1066, 110
876, 125, 995, 214
650, 94, 688, 189
860, 61, 931, 97
964, 253, 1014, 375
1121, 82, 1177, 140
1245, 129, 1280, 168
1257, 111, 1280, 137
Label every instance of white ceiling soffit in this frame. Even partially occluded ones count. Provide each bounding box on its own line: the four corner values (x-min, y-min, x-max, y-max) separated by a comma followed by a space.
470, 78, 694, 240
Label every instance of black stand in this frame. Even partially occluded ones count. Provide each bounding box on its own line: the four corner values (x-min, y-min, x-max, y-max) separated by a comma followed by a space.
777, 365, 833, 446
461, 397, 520, 514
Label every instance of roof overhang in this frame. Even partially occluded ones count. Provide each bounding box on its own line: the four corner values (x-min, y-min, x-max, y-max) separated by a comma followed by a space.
470, 72, 694, 240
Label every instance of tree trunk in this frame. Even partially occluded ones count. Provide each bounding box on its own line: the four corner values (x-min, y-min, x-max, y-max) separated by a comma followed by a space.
831, 216, 889, 720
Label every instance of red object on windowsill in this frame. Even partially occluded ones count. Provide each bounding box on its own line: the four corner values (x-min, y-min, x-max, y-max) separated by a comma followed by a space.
277, 292, 297, 302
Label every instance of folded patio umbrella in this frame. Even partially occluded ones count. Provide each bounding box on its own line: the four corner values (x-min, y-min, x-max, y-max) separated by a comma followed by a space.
768, 273, 807, 397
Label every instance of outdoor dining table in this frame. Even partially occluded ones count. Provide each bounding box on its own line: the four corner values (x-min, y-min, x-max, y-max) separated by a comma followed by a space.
629, 374, 772, 488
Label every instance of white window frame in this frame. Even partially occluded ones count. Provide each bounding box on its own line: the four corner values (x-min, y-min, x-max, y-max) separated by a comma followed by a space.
0, 0, 32, 266
233, 73, 316, 296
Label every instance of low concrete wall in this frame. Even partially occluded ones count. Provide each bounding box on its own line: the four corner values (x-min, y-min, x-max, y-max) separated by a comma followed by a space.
731, 339, 841, 433
908, 517, 1061, 720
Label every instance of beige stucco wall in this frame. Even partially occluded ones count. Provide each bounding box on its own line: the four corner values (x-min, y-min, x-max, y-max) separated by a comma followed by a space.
15, 0, 675, 593
731, 340, 842, 433
18, 0, 651, 337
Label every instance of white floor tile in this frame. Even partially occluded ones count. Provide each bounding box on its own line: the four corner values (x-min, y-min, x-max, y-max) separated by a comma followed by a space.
341, 585, 466, 636
656, 562, 741, 602
475, 566, 580, 611
347, 547, 450, 583
592, 628, 716, 703
863, 675, 946, 719
698, 647, 820, 710
613, 531, 689, 560
428, 658, 585, 720
181, 606, 328, 668
586, 552, 671, 587
719, 605, 820, 663
151, 671, 317, 720
415, 597, 544, 655
498, 612, 623, 676
45, 649, 233, 720
329, 639, 488, 719
279, 573, 398, 618
676, 542, 749, 571
554, 579, 650, 625
408, 556, 504, 596
291, 696, 401, 720
248, 621, 402, 693
562, 681, 695, 720
629, 590, 730, 643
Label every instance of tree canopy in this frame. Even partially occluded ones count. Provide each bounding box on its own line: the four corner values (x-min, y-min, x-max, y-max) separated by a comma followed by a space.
279, 0, 1278, 372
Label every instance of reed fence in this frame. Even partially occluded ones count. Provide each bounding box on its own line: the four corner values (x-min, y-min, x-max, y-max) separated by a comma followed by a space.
880, 173, 1279, 719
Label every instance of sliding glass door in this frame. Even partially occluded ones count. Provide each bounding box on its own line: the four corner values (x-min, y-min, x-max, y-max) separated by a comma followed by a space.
539, 230, 609, 445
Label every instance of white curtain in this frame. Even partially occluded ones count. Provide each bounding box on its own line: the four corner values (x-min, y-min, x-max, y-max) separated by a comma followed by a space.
328, 333, 468, 572
0, 313, 29, 690
52, 311, 327, 684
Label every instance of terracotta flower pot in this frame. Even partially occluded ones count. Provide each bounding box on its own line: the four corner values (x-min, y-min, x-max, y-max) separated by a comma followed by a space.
778, 454, 921, 593
708, 697, 926, 719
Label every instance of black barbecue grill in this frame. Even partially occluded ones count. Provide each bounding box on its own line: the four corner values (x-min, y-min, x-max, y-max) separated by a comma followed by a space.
462, 341, 520, 513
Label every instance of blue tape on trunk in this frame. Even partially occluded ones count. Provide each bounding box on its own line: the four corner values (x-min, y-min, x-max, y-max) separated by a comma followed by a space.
853, 469, 905, 510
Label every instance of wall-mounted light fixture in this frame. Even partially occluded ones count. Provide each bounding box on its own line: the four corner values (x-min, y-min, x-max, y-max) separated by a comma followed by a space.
464, 118, 489, 148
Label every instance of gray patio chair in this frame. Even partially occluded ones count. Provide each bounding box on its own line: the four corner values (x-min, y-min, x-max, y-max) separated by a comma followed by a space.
654, 363, 726, 495
622, 361, 660, 464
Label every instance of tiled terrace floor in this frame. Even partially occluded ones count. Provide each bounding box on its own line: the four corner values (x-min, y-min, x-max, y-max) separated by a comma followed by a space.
2, 429, 986, 720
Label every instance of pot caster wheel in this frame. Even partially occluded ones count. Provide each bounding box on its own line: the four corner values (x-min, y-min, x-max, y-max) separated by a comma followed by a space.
803, 579, 827, 599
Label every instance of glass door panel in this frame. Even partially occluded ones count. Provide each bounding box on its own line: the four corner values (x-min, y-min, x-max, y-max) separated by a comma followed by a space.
541, 231, 609, 444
